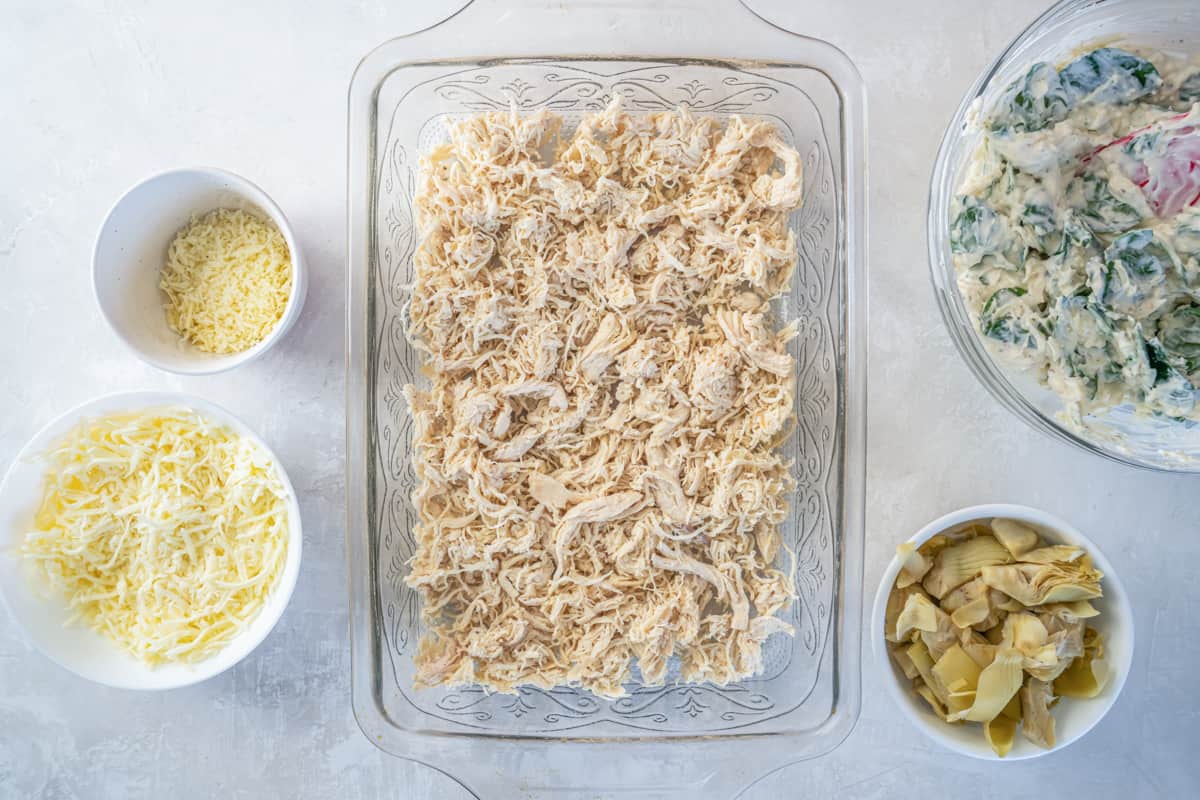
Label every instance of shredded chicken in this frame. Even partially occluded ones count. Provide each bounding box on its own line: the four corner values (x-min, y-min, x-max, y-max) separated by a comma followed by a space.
402, 100, 804, 697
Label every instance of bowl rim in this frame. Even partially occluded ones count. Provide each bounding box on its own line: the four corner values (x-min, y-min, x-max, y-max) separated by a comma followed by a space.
91, 165, 307, 376
0, 390, 304, 690
924, 0, 1200, 473
871, 503, 1135, 761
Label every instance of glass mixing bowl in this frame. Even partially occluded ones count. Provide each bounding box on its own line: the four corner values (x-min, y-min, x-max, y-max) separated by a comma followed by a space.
928, 0, 1200, 471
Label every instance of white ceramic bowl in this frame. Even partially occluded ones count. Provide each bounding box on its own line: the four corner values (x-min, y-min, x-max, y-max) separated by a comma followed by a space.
93, 167, 307, 374
872, 504, 1134, 760
0, 391, 303, 690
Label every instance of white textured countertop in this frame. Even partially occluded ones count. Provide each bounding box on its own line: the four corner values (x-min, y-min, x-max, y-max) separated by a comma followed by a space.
1, 1, 1196, 797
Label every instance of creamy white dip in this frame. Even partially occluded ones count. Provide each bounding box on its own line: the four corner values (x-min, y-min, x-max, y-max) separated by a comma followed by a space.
954, 47, 1200, 424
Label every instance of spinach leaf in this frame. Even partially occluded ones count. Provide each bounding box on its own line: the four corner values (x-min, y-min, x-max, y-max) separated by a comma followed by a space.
1159, 304, 1200, 371
1021, 202, 1057, 237
988, 50, 1160, 135
988, 62, 1072, 134
983, 316, 1034, 346
1180, 72, 1200, 105
1174, 211, 1200, 288
950, 197, 991, 253
1056, 212, 1099, 258
1121, 128, 1163, 161
1073, 171, 1143, 234
1106, 229, 1172, 280
1147, 337, 1178, 383
1101, 229, 1179, 317
1145, 336, 1197, 414
980, 286, 1035, 347
1063, 351, 1101, 399
1059, 48, 1162, 106
1174, 209, 1200, 258
950, 196, 1022, 268
981, 285, 1027, 317
1049, 296, 1118, 398
1053, 294, 1114, 342
1037, 212, 1098, 302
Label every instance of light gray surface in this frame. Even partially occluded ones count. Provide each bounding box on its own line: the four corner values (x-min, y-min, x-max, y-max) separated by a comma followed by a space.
0, 1, 1195, 797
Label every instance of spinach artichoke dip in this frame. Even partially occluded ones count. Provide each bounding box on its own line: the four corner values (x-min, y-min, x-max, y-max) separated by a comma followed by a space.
953, 46, 1200, 425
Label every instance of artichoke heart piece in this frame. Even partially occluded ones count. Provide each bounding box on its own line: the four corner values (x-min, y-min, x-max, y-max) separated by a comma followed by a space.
946, 685, 977, 718
896, 542, 932, 588
990, 518, 1040, 557
980, 561, 1102, 606
985, 713, 1018, 757
1023, 644, 1060, 673
962, 640, 998, 669
943, 576, 1008, 630
950, 595, 993, 629
885, 584, 930, 643
1027, 619, 1084, 682
923, 535, 1014, 599
906, 639, 937, 689
1055, 628, 1108, 699
941, 577, 988, 613
1041, 608, 1086, 658
915, 683, 954, 723
1036, 599, 1100, 619
1020, 678, 1058, 749
932, 644, 983, 716
985, 693, 1023, 758
1000, 691, 1022, 721
1004, 611, 1049, 651
1019, 545, 1085, 564
952, 647, 1025, 723
920, 533, 954, 558
1004, 611, 1059, 672
895, 591, 940, 640
984, 623, 1006, 645
890, 643, 921, 680
907, 639, 953, 713
992, 591, 1025, 613
919, 603, 962, 662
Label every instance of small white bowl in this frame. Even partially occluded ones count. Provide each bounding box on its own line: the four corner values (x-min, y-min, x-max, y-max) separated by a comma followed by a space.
872, 504, 1134, 760
92, 167, 307, 375
0, 391, 303, 690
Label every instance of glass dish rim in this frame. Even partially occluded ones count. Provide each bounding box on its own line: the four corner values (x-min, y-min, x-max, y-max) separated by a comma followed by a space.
344, 0, 868, 790
926, 0, 1200, 474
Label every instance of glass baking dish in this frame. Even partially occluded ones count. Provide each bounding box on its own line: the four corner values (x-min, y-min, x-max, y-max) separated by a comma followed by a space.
346, 1, 866, 795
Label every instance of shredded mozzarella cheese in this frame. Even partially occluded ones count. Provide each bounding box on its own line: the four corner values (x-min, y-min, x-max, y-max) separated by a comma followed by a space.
22, 407, 291, 665
160, 208, 292, 354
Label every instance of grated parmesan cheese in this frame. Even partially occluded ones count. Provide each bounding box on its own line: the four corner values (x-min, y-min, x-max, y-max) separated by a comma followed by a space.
160, 208, 292, 355
21, 407, 291, 665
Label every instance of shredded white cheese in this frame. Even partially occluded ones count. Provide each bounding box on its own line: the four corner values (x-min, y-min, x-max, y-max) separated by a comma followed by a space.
21, 407, 291, 665
160, 208, 292, 355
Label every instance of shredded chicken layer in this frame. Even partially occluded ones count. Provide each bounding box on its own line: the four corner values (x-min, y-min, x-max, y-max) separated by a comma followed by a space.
402, 101, 805, 697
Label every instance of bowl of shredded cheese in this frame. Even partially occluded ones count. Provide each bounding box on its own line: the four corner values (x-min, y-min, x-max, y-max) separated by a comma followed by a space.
93, 167, 307, 374
0, 391, 302, 689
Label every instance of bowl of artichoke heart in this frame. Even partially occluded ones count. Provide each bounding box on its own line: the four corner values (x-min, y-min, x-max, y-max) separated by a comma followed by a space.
0, 392, 302, 689
872, 504, 1133, 760
93, 167, 307, 374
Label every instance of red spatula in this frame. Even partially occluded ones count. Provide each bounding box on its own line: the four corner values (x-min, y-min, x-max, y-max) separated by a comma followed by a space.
1085, 110, 1200, 218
